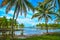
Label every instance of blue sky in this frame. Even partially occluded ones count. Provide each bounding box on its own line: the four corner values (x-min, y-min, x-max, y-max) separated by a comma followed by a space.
0, 0, 58, 27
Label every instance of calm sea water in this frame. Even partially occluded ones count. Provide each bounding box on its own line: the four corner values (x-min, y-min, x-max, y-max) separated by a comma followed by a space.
0, 28, 60, 35
14, 28, 60, 35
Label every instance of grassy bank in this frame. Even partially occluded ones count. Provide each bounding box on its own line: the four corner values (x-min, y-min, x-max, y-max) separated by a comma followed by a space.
15, 32, 60, 40
0, 32, 60, 40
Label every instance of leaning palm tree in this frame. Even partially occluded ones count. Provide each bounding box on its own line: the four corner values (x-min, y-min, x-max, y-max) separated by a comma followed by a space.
31, 3, 59, 33
0, 0, 34, 39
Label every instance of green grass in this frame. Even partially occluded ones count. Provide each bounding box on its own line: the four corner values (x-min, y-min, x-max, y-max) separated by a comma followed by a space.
0, 32, 60, 40
14, 32, 60, 40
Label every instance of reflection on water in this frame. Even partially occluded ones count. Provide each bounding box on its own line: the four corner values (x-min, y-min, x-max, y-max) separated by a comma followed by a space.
14, 28, 60, 35
0, 28, 60, 35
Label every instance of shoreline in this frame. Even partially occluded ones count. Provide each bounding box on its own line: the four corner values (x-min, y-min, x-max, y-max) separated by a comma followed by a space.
14, 32, 60, 39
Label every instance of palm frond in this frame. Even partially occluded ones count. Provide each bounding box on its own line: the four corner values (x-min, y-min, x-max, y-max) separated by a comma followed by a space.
31, 13, 40, 19
16, 7, 20, 19
0, 0, 34, 19
38, 16, 43, 21
49, 11, 60, 17
13, 2, 18, 19
47, 15, 52, 20
25, 0, 34, 12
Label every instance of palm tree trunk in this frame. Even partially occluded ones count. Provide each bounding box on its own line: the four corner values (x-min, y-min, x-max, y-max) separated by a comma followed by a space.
11, 13, 15, 40
11, 21, 14, 40
45, 20, 48, 33
21, 29, 24, 36
2, 28, 6, 40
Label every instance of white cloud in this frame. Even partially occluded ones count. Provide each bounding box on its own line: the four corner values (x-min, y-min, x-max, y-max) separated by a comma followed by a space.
0, 7, 43, 27
8, 10, 14, 14
17, 18, 39, 26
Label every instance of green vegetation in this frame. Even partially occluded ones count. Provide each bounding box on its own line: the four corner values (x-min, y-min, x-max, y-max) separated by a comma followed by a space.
0, 33, 60, 40
0, 0, 60, 40
0, 0, 34, 39
0, 16, 18, 29
36, 23, 60, 29
31, 2, 59, 33
14, 33, 60, 40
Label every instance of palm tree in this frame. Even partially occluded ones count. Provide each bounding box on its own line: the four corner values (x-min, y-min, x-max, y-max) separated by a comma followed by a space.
0, 16, 8, 40
8, 18, 12, 28
0, 17, 3, 28
36, 23, 46, 29
8, 18, 18, 33
2, 16, 8, 29
19, 24, 24, 36
0, 0, 34, 39
8, 19, 18, 28
13, 19, 18, 29
1, 0, 34, 18
0, 17, 7, 29
31, 3, 59, 33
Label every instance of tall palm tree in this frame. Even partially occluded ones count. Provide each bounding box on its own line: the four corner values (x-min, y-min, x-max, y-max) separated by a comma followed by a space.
8, 18, 17, 34
0, 0, 34, 39
31, 3, 59, 33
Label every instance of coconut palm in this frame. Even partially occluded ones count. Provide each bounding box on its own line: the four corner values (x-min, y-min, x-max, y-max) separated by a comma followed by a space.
0, 0, 34, 18
2, 16, 8, 29
0, 17, 7, 28
0, 0, 34, 39
19, 24, 24, 36
7, 18, 17, 35
31, 3, 59, 33
8, 18, 18, 28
